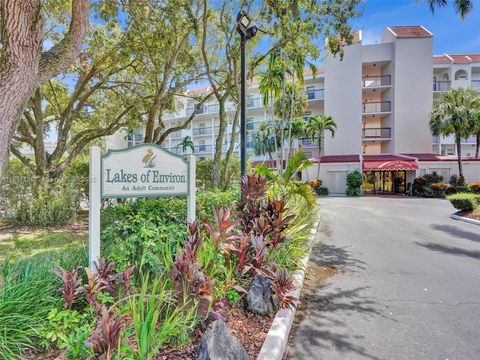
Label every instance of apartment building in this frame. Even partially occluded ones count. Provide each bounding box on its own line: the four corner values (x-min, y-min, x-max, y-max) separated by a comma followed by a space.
107, 25, 480, 194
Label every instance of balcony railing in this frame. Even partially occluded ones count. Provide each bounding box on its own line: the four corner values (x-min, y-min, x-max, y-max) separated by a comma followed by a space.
247, 97, 262, 108
432, 135, 440, 144
362, 101, 391, 114
170, 130, 183, 139
194, 144, 212, 153
193, 127, 212, 136
471, 80, 480, 90
362, 75, 391, 87
433, 81, 451, 92
362, 127, 391, 139
306, 88, 325, 100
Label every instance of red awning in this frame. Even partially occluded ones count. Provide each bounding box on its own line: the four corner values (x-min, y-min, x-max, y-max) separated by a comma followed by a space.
363, 156, 418, 171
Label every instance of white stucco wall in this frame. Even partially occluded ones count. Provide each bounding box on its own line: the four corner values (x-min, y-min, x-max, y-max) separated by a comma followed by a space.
391, 37, 433, 154
324, 43, 363, 156
303, 162, 361, 194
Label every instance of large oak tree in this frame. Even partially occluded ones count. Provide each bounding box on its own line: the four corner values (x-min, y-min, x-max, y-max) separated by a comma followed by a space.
0, 0, 89, 176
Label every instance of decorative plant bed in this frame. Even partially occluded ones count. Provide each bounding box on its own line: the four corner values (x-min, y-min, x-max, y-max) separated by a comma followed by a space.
1, 170, 320, 360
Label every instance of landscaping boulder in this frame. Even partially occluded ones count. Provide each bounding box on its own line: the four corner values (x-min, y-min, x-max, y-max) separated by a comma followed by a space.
245, 275, 275, 315
197, 320, 250, 360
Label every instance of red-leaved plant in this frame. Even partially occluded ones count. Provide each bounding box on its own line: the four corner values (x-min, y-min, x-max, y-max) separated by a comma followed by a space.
86, 305, 130, 360
271, 268, 297, 311
237, 175, 267, 234
53, 266, 83, 310
203, 206, 239, 248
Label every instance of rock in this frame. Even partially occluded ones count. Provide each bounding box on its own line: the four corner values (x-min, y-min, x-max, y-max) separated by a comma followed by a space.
197, 320, 250, 360
245, 275, 275, 316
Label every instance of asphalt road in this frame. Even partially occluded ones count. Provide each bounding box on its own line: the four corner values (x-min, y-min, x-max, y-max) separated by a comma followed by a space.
286, 196, 480, 360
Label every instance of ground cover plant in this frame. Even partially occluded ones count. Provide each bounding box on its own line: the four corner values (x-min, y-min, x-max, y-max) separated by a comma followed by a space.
0, 176, 316, 359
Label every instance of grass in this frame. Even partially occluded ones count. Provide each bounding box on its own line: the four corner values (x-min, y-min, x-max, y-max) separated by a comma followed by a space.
0, 220, 87, 263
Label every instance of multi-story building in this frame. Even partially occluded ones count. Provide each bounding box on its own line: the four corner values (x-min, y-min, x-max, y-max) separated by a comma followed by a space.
107, 25, 480, 194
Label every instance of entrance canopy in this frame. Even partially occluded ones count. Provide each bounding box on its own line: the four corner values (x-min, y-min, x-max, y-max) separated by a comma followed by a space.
363, 155, 418, 171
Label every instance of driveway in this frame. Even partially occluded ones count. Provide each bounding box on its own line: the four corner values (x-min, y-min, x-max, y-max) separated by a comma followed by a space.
286, 197, 480, 360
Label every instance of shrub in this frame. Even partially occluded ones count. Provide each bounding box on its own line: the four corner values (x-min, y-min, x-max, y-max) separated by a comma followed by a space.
430, 182, 449, 198
345, 170, 362, 196
468, 182, 480, 194
449, 174, 466, 187
0, 159, 84, 226
196, 158, 242, 190
447, 193, 480, 211
309, 179, 328, 196
101, 189, 240, 275
413, 171, 447, 198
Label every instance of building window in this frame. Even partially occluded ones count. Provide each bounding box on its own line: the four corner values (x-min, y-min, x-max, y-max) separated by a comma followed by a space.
127, 130, 144, 148
454, 69, 468, 80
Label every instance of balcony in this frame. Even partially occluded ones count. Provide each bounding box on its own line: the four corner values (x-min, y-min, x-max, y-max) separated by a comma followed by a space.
362, 75, 391, 88
247, 97, 262, 108
432, 135, 440, 144
192, 127, 212, 136
472, 80, 480, 90
362, 101, 391, 114
433, 81, 450, 92
362, 127, 391, 139
194, 144, 212, 153
170, 130, 183, 139
306, 88, 324, 101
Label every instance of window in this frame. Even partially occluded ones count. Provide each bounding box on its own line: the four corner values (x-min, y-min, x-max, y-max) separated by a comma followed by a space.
303, 151, 312, 158
454, 69, 468, 80
306, 86, 316, 100
246, 117, 255, 131
127, 130, 144, 148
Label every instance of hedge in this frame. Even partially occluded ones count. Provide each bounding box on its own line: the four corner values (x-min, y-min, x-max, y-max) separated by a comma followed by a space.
447, 193, 480, 212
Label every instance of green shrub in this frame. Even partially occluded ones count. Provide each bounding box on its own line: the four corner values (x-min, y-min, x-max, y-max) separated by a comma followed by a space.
315, 186, 329, 196
0, 158, 85, 225
449, 174, 466, 187
447, 193, 480, 211
196, 158, 242, 190
345, 170, 362, 196
101, 189, 240, 274
413, 171, 447, 198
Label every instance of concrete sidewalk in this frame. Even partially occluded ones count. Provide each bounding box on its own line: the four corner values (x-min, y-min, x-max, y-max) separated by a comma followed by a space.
286, 197, 480, 360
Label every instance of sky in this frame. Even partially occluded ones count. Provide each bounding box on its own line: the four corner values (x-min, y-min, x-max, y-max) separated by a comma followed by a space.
352, 0, 480, 54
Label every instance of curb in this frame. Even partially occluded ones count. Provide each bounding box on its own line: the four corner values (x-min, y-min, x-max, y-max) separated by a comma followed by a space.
450, 213, 480, 226
256, 213, 321, 360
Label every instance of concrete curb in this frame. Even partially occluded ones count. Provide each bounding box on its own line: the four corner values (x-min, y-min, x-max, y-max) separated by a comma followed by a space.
450, 213, 480, 226
256, 215, 321, 360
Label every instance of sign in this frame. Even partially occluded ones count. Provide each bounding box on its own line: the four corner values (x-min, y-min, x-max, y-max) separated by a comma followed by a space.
88, 144, 196, 271
363, 159, 418, 171
101, 145, 190, 198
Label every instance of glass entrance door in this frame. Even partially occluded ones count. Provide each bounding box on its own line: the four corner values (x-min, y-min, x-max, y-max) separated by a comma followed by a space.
363, 171, 407, 194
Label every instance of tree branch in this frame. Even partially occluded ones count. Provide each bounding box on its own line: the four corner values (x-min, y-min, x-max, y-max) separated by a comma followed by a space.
37, 0, 88, 84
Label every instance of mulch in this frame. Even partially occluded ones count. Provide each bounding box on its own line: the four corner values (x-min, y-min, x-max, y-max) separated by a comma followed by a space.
155, 303, 274, 359
459, 209, 480, 221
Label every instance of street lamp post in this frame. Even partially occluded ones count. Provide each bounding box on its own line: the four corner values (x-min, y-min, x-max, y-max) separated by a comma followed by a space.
236, 11, 257, 178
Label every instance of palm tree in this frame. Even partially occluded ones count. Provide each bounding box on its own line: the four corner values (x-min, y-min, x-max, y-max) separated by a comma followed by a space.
430, 87, 479, 177
289, 117, 308, 154
472, 106, 480, 158
274, 82, 307, 159
258, 52, 284, 169
254, 150, 316, 207
305, 115, 337, 179
252, 122, 279, 161
176, 136, 194, 154
427, 0, 473, 19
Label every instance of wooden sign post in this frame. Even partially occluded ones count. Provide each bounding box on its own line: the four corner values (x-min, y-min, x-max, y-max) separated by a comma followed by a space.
88, 144, 196, 271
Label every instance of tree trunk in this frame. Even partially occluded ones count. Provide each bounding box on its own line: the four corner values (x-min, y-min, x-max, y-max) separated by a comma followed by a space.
317, 139, 322, 180
0, 0, 88, 176
213, 99, 227, 188
456, 137, 463, 178
222, 105, 240, 187
476, 133, 480, 158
